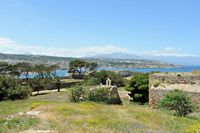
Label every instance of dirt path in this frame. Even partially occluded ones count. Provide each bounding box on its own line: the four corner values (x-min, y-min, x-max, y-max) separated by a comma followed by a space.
32, 88, 67, 95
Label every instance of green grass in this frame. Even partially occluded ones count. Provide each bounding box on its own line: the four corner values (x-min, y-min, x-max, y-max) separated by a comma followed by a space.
0, 116, 39, 133
0, 87, 199, 133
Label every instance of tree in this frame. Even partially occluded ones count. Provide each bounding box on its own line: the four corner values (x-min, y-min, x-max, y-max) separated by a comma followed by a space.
95, 70, 125, 87
13, 62, 33, 82
68, 60, 88, 76
86, 62, 98, 76
29, 78, 50, 95
125, 73, 149, 104
0, 62, 10, 76
34, 64, 48, 79
49, 64, 61, 92
159, 90, 196, 117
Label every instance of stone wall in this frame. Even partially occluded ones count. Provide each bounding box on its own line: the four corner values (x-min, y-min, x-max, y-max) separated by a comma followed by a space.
149, 89, 200, 111
149, 73, 200, 111
149, 73, 200, 86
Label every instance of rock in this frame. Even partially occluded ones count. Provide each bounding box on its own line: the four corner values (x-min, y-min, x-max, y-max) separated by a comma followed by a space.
6, 115, 14, 120
26, 111, 40, 116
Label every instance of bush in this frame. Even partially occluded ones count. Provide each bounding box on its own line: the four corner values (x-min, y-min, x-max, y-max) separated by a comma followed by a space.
95, 70, 125, 87
125, 73, 149, 104
7, 85, 32, 100
29, 78, 51, 94
0, 76, 32, 100
69, 86, 88, 102
88, 88, 110, 103
69, 86, 122, 104
82, 77, 100, 86
159, 89, 196, 117
153, 80, 161, 87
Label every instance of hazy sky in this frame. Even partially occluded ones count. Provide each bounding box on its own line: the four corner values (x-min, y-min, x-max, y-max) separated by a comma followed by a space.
0, 0, 200, 57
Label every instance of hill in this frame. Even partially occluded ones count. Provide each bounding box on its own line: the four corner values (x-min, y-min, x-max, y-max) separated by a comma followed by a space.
0, 53, 180, 69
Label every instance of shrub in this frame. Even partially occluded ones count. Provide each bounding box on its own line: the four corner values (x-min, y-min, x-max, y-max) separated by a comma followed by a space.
69, 86, 88, 102
82, 77, 100, 86
95, 70, 125, 87
0, 76, 32, 100
29, 78, 51, 94
125, 73, 149, 104
159, 89, 196, 117
88, 88, 110, 103
69, 86, 122, 104
153, 80, 161, 87
7, 85, 32, 100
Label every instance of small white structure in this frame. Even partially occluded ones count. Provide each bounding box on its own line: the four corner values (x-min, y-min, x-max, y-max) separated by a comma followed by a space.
106, 78, 112, 86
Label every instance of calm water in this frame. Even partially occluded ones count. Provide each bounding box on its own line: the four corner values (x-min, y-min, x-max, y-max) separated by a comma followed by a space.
20, 69, 68, 79
98, 66, 200, 73
20, 66, 200, 78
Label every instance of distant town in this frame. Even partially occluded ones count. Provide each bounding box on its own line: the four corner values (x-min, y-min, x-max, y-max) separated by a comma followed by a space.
0, 53, 181, 69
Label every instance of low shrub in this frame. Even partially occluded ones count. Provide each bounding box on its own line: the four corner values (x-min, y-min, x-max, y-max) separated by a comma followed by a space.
88, 88, 110, 103
69, 86, 122, 104
69, 86, 88, 102
153, 80, 161, 87
159, 89, 196, 117
7, 85, 32, 100
0, 76, 32, 100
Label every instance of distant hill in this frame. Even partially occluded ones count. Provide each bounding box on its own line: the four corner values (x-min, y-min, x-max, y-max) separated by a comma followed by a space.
0, 52, 180, 69
146, 56, 200, 66
91, 52, 140, 59
0, 53, 77, 68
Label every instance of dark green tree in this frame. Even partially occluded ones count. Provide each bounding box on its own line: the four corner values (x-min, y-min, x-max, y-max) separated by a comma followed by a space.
125, 73, 149, 104
95, 70, 125, 87
0, 62, 10, 76
68, 60, 88, 76
86, 62, 98, 76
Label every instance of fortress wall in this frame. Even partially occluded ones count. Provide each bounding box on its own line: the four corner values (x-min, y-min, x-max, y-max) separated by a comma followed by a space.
149, 73, 200, 87
149, 73, 200, 111
149, 88, 200, 111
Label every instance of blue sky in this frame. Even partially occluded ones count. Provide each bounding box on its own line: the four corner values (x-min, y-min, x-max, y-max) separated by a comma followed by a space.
0, 0, 200, 59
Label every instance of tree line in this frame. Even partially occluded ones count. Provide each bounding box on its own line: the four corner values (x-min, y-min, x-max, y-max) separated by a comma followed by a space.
0, 62, 61, 100
0, 62, 60, 81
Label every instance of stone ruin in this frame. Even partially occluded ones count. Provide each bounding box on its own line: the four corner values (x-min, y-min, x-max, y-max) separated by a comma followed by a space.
106, 78, 112, 86
99, 78, 122, 104
149, 72, 200, 111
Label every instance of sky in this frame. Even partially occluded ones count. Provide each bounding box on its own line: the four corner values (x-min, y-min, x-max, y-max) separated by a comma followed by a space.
0, 0, 200, 60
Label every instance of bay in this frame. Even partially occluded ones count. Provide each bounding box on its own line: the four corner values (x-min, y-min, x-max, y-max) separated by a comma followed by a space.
20, 66, 200, 78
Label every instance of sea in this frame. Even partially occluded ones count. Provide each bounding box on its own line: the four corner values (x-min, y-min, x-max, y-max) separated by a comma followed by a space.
20, 66, 200, 78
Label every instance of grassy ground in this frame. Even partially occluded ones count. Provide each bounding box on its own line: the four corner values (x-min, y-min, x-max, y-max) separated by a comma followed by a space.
0, 88, 200, 133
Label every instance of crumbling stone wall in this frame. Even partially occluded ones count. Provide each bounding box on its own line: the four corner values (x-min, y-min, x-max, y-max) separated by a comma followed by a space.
149, 89, 200, 110
149, 73, 200, 86
149, 73, 200, 111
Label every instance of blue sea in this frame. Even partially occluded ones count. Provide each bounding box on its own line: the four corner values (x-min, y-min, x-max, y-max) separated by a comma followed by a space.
20, 66, 200, 78
98, 66, 200, 73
